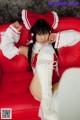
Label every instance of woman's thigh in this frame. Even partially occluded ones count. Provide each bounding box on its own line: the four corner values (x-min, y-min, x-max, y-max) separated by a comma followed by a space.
29, 70, 59, 102
29, 70, 42, 101
52, 82, 59, 94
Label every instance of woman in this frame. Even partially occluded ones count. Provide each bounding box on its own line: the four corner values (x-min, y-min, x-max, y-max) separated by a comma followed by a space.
1, 9, 80, 119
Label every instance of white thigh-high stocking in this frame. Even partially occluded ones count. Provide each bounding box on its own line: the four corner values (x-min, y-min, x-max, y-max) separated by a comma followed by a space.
36, 44, 58, 120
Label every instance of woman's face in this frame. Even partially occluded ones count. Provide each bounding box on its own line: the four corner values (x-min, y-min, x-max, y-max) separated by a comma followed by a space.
36, 33, 49, 45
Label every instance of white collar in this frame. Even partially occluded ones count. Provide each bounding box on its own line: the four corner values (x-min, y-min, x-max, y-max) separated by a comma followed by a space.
33, 42, 48, 53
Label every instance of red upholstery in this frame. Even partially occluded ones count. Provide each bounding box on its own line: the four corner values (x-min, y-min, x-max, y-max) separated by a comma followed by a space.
0, 64, 2, 81
54, 17, 80, 76
0, 23, 40, 120
58, 42, 80, 66
0, 17, 80, 120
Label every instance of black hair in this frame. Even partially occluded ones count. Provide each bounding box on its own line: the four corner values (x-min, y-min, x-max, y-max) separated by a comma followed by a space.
28, 19, 51, 69
28, 19, 58, 70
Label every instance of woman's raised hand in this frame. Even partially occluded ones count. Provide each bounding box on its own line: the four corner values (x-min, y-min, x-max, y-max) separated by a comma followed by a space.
48, 33, 57, 43
11, 21, 22, 31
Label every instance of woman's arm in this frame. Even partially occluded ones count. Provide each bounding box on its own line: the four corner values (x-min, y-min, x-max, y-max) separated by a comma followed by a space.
0, 21, 22, 59
19, 46, 28, 58
55, 30, 80, 48
49, 30, 80, 48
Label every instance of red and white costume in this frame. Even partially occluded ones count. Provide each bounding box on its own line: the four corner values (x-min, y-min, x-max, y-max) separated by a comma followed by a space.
31, 30, 80, 120
22, 10, 59, 30
1, 8, 80, 120
0, 25, 21, 59
55, 30, 80, 48
31, 42, 58, 74
31, 30, 80, 73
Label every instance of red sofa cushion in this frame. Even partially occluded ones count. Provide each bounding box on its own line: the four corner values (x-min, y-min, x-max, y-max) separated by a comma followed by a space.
58, 42, 80, 76
54, 17, 80, 76
0, 50, 29, 73
54, 17, 80, 32
0, 72, 33, 94
0, 90, 40, 120
0, 17, 80, 120
58, 42, 80, 67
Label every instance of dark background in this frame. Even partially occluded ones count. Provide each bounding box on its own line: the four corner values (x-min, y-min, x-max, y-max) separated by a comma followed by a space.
0, 0, 80, 24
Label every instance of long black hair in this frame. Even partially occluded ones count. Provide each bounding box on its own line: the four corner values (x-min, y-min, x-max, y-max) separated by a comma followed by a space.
28, 19, 58, 69
28, 19, 51, 68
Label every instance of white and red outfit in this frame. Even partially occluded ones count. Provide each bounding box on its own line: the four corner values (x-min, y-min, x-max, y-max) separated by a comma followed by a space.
22, 10, 59, 30
31, 30, 80, 73
0, 25, 21, 59
30, 30, 80, 120
0, 9, 78, 120
31, 42, 58, 74
1, 8, 80, 119
55, 30, 80, 48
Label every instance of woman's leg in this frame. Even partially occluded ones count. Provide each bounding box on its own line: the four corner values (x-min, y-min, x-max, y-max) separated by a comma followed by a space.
29, 64, 59, 120
29, 69, 42, 101
29, 71, 59, 101
52, 82, 59, 95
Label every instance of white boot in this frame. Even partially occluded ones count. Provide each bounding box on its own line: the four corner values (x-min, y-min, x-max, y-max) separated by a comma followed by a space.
37, 62, 58, 120
37, 61, 53, 110
36, 43, 58, 120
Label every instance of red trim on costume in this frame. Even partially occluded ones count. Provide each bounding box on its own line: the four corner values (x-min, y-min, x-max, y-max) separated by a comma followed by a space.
56, 32, 60, 48
9, 27, 20, 35
31, 53, 38, 69
0, 33, 1, 43
52, 12, 56, 28
25, 10, 31, 29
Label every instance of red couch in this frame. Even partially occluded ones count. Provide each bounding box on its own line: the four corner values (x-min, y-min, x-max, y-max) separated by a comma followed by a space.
0, 17, 80, 120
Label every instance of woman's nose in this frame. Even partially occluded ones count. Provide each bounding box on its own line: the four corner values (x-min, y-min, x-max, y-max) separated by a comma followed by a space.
41, 35, 45, 40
